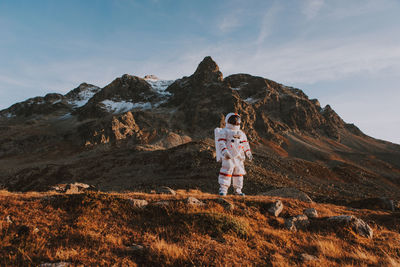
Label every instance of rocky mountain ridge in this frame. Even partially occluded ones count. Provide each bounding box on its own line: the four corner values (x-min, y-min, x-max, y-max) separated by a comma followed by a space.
0, 56, 399, 204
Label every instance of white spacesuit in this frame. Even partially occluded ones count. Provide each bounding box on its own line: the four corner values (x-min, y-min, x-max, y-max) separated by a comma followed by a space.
215, 113, 253, 196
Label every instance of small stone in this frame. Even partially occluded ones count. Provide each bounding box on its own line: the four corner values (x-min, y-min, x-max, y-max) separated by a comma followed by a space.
301, 253, 318, 262
126, 243, 144, 252
268, 200, 283, 217
129, 199, 148, 208
186, 197, 205, 206
327, 215, 373, 238
285, 214, 309, 231
303, 208, 318, 218
215, 198, 234, 211
156, 186, 176, 195
33, 228, 40, 234
6, 215, 13, 224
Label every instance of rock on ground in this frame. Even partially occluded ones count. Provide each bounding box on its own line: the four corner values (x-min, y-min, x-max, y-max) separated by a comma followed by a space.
186, 197, 205, 206
260, 187, 313, 203
303, 208, 318, 218
129, 199, 148, 208
51, 182, 96, 194
285, 214, 309, 231
300, 253, 319, 262
268, 200, 283, 217
126, 243, 144, 252
156, 186, 176, 195
327, 215, 373, 238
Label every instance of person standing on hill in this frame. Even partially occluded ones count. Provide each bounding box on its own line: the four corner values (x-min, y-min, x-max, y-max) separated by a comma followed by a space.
214, 113, 253, 196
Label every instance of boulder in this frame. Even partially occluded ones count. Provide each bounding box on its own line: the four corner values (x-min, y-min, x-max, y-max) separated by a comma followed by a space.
186, 197, 205, 206
260, 187, 313, 203
129, 199, 149, 208
327, 215, 373, 238
51, 182, 96, 194
268, 200, 283, 217
303, 208, 318, 218
285, 214, 309, 231
126, 243, 144, 252
156, 186, 176, 195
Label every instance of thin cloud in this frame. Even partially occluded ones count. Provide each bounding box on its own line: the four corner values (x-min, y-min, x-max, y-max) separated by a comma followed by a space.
301, 0, 324, 20
218, 10, 242, 33
256, 4, 280, 45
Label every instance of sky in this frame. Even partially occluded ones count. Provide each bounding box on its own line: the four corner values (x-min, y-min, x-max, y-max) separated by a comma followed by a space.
0, 0, 399, 144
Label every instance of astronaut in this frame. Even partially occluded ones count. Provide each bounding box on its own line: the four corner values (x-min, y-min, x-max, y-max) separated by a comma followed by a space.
215, 113, 253, 196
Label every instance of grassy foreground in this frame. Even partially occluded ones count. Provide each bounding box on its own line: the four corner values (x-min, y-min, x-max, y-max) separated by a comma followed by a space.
0, 189, 399, 266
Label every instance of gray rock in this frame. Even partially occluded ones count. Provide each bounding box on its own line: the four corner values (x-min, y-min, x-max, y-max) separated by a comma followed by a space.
301, 253, 318, 262
129, 199, 148, 208
186, 197, 205, 206
285, 214, 309, 231
327, 215, 373, 238
51, 182, 95, 194
268, 200, 283, 217
156, 186, 176, 195
6, 215, 13, 224
260, 187, 313, 203
215, 198, 234, 211
126, 243, 144, 252
303, 208, 318, 218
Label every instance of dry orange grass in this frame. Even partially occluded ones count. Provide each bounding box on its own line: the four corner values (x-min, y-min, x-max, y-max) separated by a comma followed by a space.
1, 189, 399, 266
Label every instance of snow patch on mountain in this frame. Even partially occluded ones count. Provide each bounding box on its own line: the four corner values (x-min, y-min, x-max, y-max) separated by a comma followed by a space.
144, 76, 174, 96
244, 97, 261, 104
101, 100, 152, 113
69, 86, 100, 108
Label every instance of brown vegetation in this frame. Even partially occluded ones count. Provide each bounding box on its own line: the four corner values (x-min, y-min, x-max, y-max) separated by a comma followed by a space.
1, 190, 399, 266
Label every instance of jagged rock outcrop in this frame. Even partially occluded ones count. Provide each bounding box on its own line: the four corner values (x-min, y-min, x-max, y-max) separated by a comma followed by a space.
192, 56, 223, 84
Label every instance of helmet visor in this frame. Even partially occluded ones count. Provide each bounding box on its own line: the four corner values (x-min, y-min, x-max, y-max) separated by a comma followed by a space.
227, 114, 241, 125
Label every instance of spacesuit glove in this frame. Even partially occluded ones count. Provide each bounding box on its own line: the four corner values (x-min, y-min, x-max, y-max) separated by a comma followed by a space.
246, 151, 253, 161
223, 150, 232, 160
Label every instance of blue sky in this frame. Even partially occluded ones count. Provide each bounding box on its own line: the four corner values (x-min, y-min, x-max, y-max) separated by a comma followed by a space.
1, 0, 399, 144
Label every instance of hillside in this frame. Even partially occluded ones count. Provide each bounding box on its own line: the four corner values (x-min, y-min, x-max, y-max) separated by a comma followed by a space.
1, 189, 399, 266
0, 56, 399, 205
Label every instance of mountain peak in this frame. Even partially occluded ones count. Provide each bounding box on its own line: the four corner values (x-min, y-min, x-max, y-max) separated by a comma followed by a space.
192, 56, 223, 83
144, 75, 159, 81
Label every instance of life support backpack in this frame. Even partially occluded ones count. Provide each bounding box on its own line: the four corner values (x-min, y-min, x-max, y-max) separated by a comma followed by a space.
214, 127, 224, 162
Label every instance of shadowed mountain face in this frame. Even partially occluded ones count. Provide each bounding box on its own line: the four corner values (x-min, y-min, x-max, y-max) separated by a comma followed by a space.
0, 56, 399, 203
